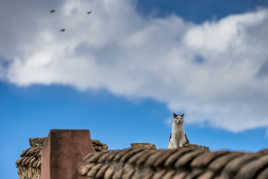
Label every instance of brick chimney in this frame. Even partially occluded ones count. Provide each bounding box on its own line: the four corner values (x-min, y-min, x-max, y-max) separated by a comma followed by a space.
40, 129, 94, 179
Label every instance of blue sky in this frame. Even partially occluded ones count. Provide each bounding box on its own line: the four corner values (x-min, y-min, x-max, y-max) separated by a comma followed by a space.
1, 0, 268, 178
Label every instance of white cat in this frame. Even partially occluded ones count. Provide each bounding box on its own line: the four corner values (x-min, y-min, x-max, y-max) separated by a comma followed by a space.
168, 113, 189, 149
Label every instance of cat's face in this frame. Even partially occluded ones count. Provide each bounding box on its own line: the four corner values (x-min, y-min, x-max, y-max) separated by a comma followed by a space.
173, 113, 184, 125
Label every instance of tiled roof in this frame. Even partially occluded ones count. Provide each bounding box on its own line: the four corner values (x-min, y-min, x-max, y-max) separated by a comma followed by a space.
131, 143, 157, 149
16, 146, 42, 169
92, 139, 109, 152
16, 137, 108, 169
16, 137, 47, 170
79, 147, 268, 179
16, 146, 42, 179
29, 137, 47, 147
17, 136, 268, 179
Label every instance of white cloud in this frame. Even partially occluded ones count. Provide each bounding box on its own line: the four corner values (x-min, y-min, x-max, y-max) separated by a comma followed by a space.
1, 0, 268, 132
184, 11, 267, 53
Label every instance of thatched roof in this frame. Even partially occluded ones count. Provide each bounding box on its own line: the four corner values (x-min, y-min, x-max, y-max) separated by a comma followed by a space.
79, 147, 268, 179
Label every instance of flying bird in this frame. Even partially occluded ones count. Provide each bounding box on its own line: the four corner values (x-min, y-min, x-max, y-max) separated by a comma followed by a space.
49, 9, 56, 13
87, 11, 92, 14
60, 28, 66, 32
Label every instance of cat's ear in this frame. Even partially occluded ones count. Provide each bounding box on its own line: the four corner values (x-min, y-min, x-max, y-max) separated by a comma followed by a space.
173, 113, 177, 118
181, 113, 184, 117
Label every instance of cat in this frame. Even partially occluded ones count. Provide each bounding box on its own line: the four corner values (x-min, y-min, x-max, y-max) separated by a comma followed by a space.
168, 112, 189, 149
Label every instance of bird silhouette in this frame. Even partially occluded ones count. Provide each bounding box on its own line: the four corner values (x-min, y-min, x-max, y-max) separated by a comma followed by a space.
49, 9, 56, 13
60, 28, 66, 32
87, 11, 92, 14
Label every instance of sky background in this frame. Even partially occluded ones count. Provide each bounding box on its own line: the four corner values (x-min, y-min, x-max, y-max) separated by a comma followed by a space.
1, 0, 268, 178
